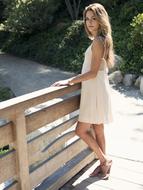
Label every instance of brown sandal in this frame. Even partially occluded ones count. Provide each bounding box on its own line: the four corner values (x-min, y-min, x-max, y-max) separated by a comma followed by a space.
89, 165, 101, 177
99, 160, 112, 180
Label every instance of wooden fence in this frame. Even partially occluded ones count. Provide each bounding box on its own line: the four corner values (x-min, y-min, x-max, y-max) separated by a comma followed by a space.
0, 84, 96, 190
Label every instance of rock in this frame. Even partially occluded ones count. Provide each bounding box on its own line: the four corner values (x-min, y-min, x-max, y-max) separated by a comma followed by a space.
109, 70, 123, 84
134, 76, 141, 88
123, 74, 136, 87
140, 76, 143, 95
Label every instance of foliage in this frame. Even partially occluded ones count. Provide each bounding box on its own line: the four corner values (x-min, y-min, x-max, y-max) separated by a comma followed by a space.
0, 149, 9, 155
0, 31, 9, 49
0, 145, 9, 155
4, 0, 62, 34
0, 0, 143, 75
0, 87, 14, 101
120, 13, 143, 74
0, 0, 6, 22
55, 20, 88, 72
2, 20, 89, 73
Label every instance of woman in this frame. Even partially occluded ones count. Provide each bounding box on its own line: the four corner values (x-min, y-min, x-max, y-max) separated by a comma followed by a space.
51, 3, 114, 179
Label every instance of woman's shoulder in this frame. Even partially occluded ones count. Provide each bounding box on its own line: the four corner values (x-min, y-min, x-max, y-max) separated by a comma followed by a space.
93, 35, 105, 44
91, 36, 105, 50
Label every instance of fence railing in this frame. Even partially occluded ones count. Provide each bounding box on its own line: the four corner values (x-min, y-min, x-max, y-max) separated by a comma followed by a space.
0, 84, 96, 190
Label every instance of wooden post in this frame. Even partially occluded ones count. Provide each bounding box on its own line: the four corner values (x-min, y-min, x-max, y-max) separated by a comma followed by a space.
13, 111, 31, 190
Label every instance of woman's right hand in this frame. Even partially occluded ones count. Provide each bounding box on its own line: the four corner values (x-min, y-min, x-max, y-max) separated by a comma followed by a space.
50, 79, 69, 87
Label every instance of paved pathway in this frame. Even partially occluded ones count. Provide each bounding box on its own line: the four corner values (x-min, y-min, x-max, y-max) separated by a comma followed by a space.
0, 53, 74, 96
0, 53, 143, 190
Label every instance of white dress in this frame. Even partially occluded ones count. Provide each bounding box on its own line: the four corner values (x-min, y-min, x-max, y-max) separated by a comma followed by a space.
78, 43, 113, 124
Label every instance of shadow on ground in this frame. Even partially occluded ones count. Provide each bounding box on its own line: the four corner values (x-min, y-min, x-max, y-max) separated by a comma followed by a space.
112, 83, 143, 100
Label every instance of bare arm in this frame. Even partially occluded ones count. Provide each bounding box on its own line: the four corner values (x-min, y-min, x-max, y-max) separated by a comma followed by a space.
51, 39, 104, 86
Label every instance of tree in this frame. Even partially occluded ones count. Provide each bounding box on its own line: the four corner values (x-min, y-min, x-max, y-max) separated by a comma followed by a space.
65, 0, 81, 21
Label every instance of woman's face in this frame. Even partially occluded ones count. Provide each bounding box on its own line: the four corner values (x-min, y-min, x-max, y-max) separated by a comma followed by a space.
85, 10, 100, 36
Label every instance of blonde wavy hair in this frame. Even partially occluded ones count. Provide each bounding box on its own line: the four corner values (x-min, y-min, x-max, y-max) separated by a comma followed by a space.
83, 3, 115, 68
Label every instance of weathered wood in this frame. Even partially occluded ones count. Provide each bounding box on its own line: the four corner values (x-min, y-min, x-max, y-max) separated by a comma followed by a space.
0, 111, 78, 148
29, 131, 76, 165
0, 122, 14, 148
28, 116, 77, 164
43, 130, 76, 153
0, 117, 78, 182
63, 157, 143, 190
5, 181, 20, 190
13, 112, 30, 190
0, 151, 16, 184
0, 84, 81, 120
48, 150, 95, 190
26, 95, 80, 134
0, 83, 82, 190
30, 139, 88, 188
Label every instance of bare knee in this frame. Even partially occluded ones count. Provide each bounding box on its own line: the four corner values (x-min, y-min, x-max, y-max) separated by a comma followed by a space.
75, 125, 85, 137
75, 122, 90, 137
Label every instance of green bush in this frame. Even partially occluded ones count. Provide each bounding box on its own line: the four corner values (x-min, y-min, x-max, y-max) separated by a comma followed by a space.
120, 13, 143, 74
0, 31, 9, 49
0, 149, 9, 155
0, 0, 6, 22
4, 0, 62, 34
0, 87, 14, 101
54, 20, 89, 72
119, 0, 143, 23
1, 0, 143, 75
2, 20, 89, 73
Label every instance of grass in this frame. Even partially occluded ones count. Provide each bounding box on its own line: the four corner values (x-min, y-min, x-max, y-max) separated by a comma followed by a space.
0, 149, 9, 155
0, 87, 14, 101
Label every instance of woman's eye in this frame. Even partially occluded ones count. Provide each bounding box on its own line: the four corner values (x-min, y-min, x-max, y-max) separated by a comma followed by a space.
85, 17, 96, 21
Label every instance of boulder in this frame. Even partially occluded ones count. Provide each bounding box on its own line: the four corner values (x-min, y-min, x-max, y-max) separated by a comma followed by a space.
109, 70, 123, 84
134, 76, 141, 88
123, 74, 136, 87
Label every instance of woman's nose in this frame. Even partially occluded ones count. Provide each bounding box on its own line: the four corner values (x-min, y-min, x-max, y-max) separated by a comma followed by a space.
89, 19, 93, 24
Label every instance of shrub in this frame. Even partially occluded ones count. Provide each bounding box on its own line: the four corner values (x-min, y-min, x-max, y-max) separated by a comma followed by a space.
2, 0, 143, 75
4, 0, 62, 34
119, 0, 143, 24
0, 0, 6, 22
0, 86, 14, 101
120, 13, 143, 75
55, 20, 89, 72
2, 20, 89, 73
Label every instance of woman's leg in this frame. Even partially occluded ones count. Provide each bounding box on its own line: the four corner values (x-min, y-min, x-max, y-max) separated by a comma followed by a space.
92, 123, 106, 155
75, 121, 107, 164
90, 123, 112, 178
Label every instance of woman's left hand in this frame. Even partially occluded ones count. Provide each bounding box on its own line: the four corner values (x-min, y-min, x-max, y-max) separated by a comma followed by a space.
51, 79, 69, 87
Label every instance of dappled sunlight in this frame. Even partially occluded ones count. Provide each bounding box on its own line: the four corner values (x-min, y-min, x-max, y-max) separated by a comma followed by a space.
111, 84, 143, 100
0, 54, 74, 96
0, 68, 8, 75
